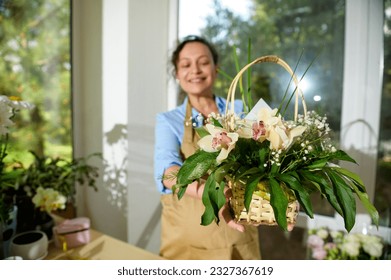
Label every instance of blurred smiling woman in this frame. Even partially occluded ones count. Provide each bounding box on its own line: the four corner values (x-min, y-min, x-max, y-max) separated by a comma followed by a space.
154, 35, 261, 260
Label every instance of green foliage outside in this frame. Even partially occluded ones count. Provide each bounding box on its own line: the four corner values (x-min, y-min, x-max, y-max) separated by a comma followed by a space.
0, 0, 72, 166
197, 0, 390, 225
195, 0, 345, 217
200, 0, 345, 129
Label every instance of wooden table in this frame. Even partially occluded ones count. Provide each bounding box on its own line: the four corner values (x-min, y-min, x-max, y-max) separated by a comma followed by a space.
45, 229, 163, 260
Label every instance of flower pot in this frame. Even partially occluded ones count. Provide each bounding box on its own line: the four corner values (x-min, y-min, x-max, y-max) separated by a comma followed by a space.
9, 230, 48, 260
15, 196, 54, 239
0, 205, 18, 259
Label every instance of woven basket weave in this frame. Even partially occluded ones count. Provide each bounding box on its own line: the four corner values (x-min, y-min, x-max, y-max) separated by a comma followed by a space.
226, 55, 306, 226
229, 180, 299, 226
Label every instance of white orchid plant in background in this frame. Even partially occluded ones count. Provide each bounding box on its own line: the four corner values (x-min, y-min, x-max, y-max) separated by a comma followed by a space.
0, 95, 34, 223
0, 95, 66, 220
307, 227, 387, 260
0, 95, 100, 225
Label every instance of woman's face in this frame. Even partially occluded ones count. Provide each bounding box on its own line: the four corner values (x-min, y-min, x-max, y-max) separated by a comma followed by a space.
175, 42, 217, 97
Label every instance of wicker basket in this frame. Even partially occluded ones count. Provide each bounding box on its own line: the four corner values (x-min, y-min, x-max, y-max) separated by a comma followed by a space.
226, 55, 306, 226
229, 180, 299, 226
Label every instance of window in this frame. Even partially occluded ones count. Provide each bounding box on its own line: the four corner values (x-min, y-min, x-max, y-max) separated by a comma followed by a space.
0, 0, 72, 166
178, 0, 390, 259
179, 0, 345, 217
375, 0, 391, 227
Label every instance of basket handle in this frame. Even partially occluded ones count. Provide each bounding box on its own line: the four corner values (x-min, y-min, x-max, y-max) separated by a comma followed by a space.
225, 55, 307, 122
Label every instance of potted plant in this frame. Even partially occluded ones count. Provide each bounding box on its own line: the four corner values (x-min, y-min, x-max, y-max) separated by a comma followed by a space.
9, 151, 101, 235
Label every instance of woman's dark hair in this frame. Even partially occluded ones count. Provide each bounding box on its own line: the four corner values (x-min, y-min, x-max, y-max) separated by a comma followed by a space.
171, 35, 219, 75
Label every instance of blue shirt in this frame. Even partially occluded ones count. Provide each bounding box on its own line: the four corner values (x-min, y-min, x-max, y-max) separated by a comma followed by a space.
154, 96, 243, 194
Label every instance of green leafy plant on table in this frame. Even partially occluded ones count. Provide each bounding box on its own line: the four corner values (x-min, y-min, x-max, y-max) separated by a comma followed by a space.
0, 96, 101, 225
172, 55, 379, 232
11, 150, 101, 211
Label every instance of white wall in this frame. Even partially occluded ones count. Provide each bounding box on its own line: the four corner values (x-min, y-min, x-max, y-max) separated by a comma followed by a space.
72, 0, 178, 253
127, 0, 176, 254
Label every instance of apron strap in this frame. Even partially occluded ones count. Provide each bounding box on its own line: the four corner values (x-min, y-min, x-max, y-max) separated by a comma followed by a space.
180, 100, 200, 159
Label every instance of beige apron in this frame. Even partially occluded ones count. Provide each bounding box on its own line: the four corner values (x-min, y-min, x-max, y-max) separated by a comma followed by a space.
159, 101, 261, 260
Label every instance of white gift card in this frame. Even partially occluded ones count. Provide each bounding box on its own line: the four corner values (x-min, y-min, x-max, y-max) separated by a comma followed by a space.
245, 98, 272, 121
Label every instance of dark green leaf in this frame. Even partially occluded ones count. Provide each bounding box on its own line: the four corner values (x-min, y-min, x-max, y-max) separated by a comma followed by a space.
270, 163, 279, 175
332, 150, 358, 164
331, 166, 366, 192
277, 173, 313, 218
269, 178, 288, 231
306, 158, 328, 169
299, 170, 343, 216
195, 127, 210, 138
214, 162, 238, 183
201, 175, 217, 226
236, 167, 262, 181
327, 171, 356, 232
330, 166, 378, 226
173, 183, 187, 200
340, 175, 380, 227
258, 147, 268, 172
211, 118, 223, 128
244, 175, 260, 212
177, 151, 217, 184
201, 173, 226, 226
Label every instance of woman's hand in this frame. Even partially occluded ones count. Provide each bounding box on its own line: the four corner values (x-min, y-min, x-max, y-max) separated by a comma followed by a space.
219, 187, 245, 233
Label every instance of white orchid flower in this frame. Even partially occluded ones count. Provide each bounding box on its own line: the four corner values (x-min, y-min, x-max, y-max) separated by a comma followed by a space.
284, 125, 307, 148
0, 95, 35, 110
198, 124, 239, 164
256, 107, 306, 150
235, 119, 254, 139
0, 95, 35, 136
0, 100, 14, 135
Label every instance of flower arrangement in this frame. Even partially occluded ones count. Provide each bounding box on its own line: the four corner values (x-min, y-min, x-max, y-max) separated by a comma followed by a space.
307, 227, 386, 260
173, 55, 379, 231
